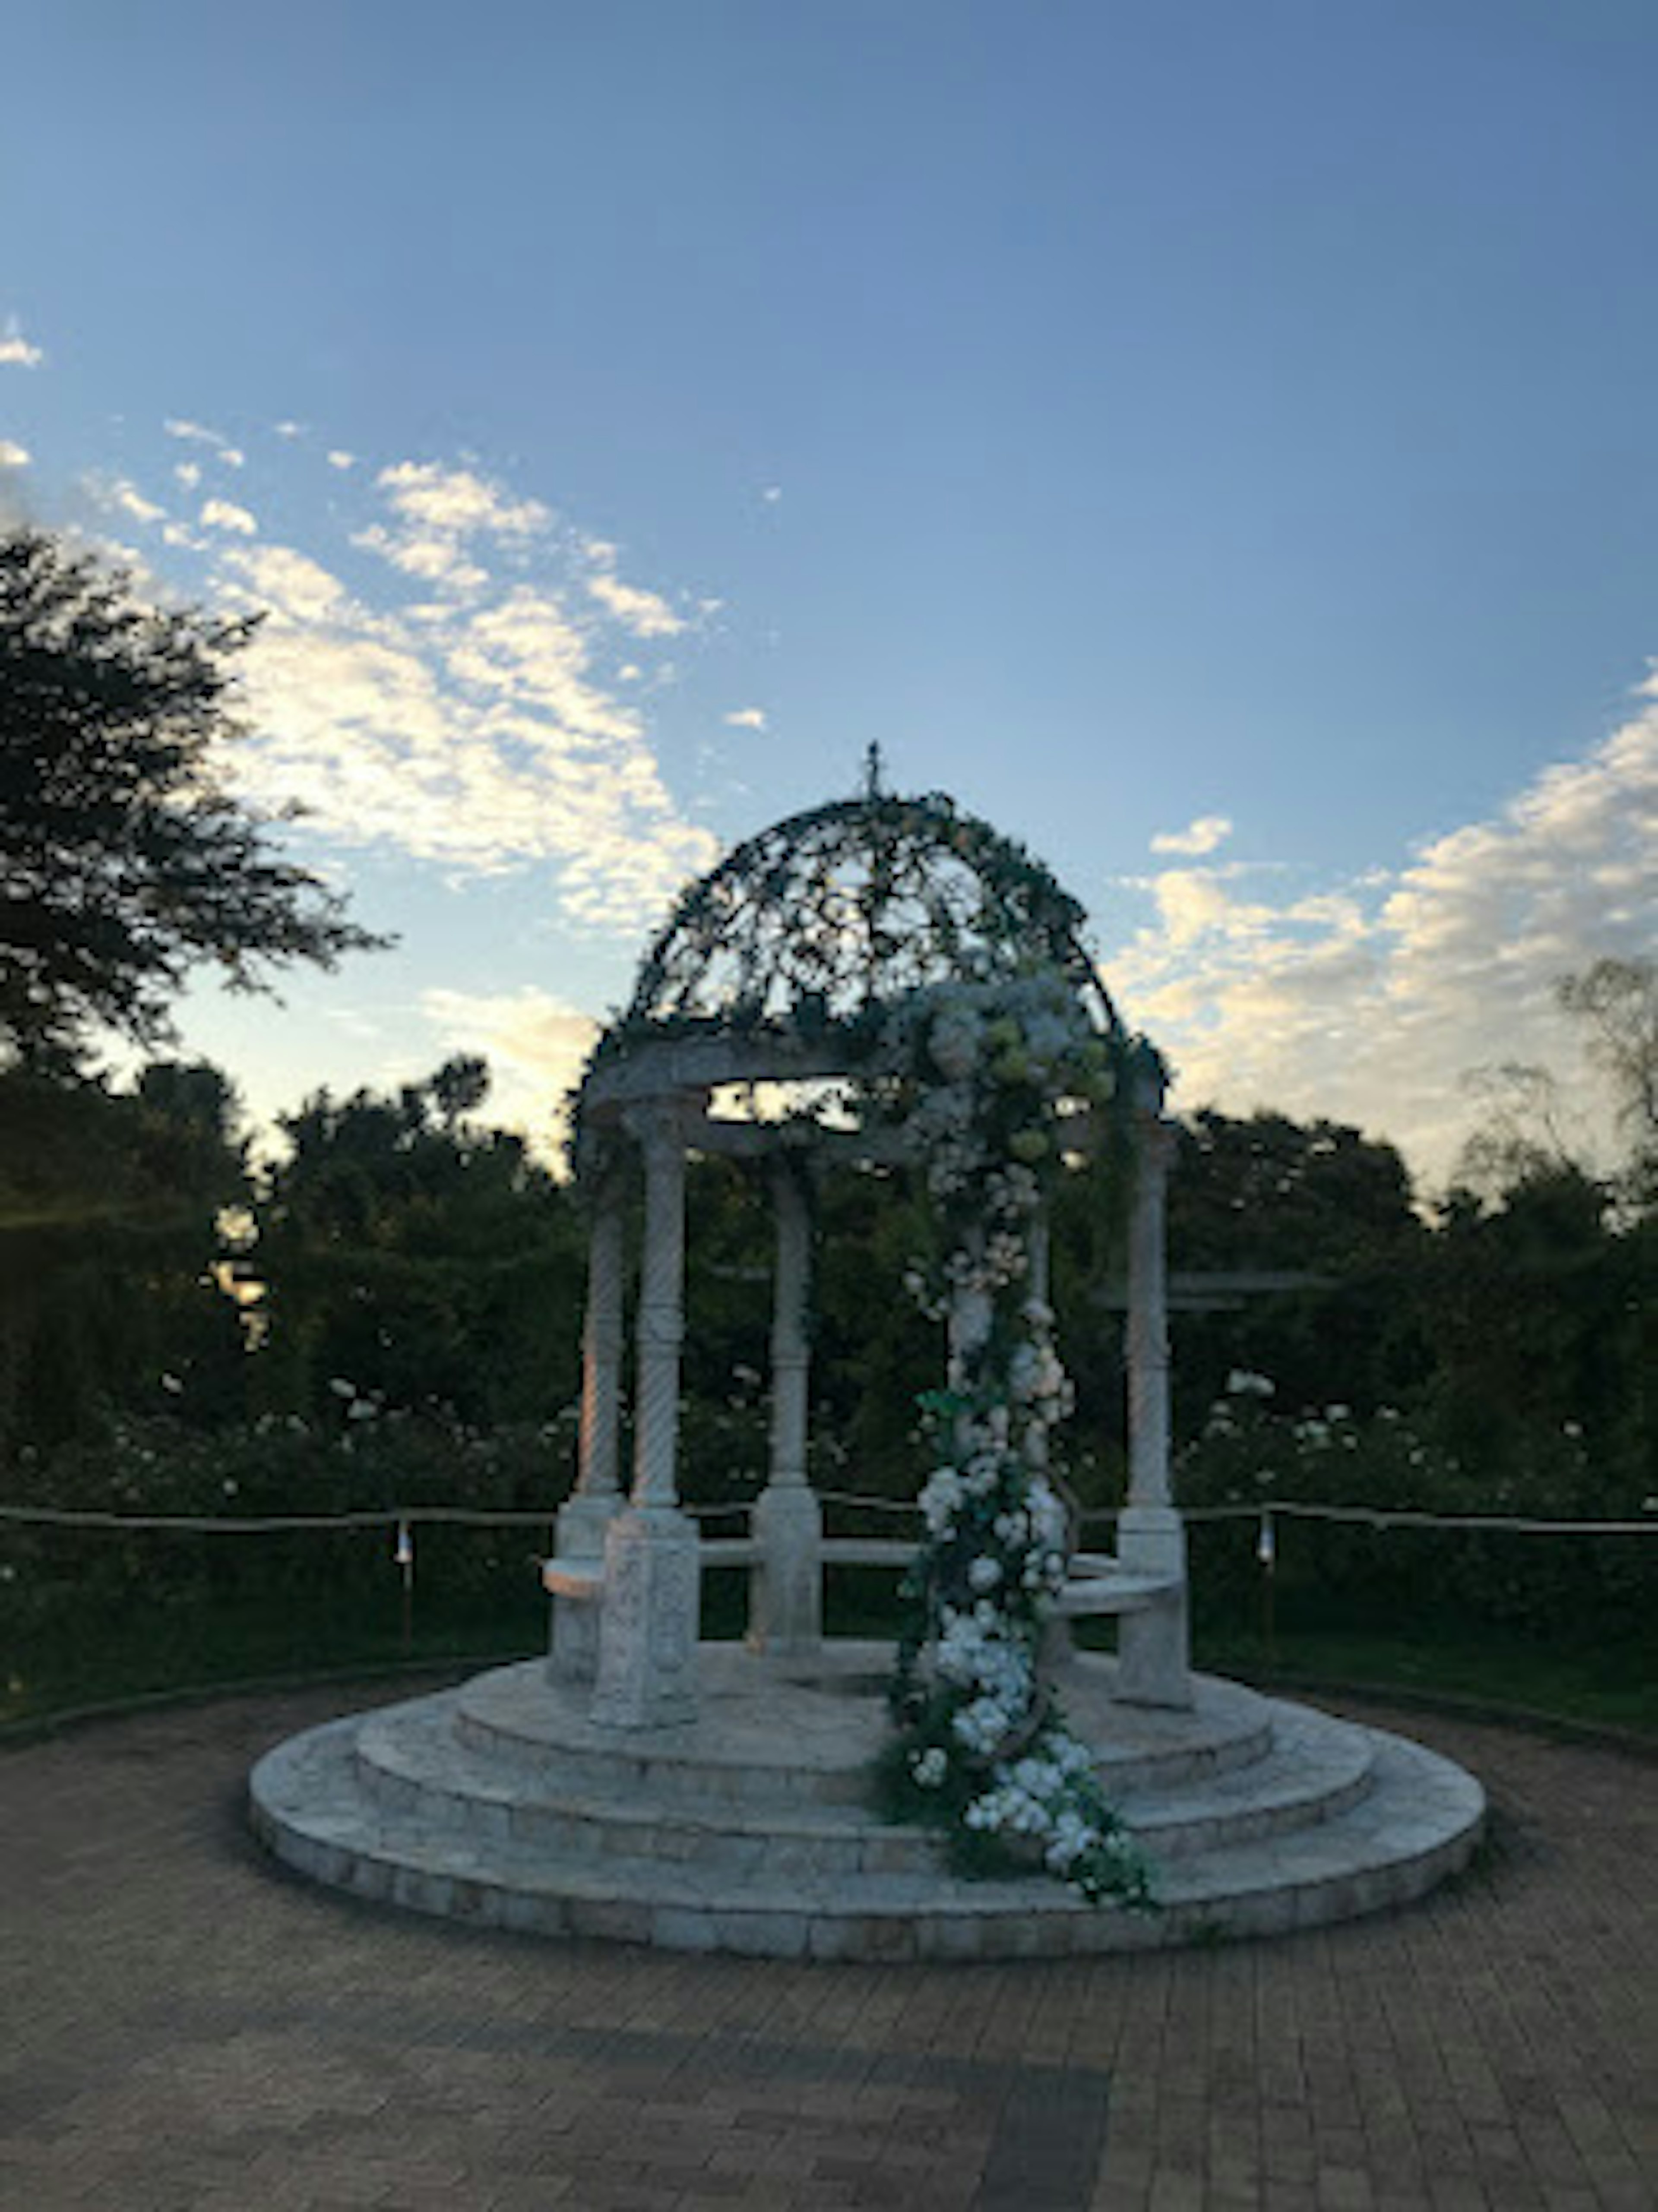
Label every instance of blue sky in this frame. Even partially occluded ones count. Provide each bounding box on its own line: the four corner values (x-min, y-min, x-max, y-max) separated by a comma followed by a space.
3, 0, 1655, 1182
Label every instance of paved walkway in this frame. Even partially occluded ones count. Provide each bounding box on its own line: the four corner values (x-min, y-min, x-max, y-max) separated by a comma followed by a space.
1, 1674, 1652, 2212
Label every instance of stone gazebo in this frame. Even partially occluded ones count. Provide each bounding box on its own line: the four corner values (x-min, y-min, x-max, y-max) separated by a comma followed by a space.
250, 780, 1486, 1959
545, 778, 1189, 1729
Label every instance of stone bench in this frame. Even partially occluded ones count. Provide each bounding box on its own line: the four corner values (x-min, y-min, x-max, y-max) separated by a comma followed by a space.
1055, 1551, 1185, 1619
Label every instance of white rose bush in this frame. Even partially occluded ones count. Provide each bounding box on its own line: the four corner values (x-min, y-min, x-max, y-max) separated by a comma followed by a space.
866, 977, 1158, 1911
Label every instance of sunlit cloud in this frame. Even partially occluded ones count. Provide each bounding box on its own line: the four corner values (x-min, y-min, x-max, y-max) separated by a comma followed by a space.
196, 448, 718, 938
421, 984, 598, 1158
724, 707, 767, 730
378, 459, 546, 540
585, 563, 687, 638
273, 420, 304, 439
0, 440, 29, 468
327, 450, 355, 471
201, 497, 257, 535
1151, 813, 1232, 856
174, 461, 202, 490
1107, 701, 1658, 1187
0, 321, 44, 369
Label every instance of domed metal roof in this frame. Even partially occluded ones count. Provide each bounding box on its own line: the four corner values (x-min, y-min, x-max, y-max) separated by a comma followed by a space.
622, 772, 1118, 1037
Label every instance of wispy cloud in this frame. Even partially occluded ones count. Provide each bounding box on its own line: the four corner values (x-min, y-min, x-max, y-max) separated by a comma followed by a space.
165, 418, 244, 466
327, 450, 355, 471
197, 450, 717, 936
724, 707, 767, 730
0, 320, 44, 369
1151, 813, 1232, 857
585, 562, 687, 638
379, 460, 547, 540
1107, 701, 1658, 1185
83, 474, 167, 526
421, 984, 598, 1157
201, 497, 257, 535
0, 440, 29, 468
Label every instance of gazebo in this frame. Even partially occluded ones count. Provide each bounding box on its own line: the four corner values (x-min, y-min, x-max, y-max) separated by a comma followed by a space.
544, 770, 1189, 1730
250, 774, 1485, 1959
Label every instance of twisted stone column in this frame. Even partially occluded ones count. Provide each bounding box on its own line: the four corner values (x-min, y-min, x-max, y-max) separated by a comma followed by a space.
1116, 1065, 1192, 1708
750, 1157, 822, 1655
549, 1174, 626, 1684
592, 1098, 701, 1729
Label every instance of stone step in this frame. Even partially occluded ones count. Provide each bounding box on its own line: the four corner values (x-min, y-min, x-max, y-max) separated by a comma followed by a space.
447, 1647, 1278, 1814
248, 1669, 1484, 1962
351, 1689, 1374, 1876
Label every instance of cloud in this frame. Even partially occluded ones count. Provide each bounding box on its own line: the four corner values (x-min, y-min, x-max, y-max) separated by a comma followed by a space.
761, 485, 782, 503
205, 455, 718, 936
273, 420, 304, 439
200, 497, 257, 535
585, 566, 687, 638
83, 474, 166, 525
0, 440, 29, 468
0, 320, 44, 368
327, 450, 355, 471
161, 417, 244, 467
1151, 813, 1233, 857
421, 985, 598, 1158
165, 418, 228, 448
378, 460, 547, 540
351, 460, 551, 601
724, 707, 767, 731
174, 461, 202, 490
1106, 705, 1658, 1188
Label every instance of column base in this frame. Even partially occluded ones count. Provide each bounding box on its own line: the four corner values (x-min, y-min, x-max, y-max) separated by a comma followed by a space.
747, 1483, 823, 1658
1113, 1504, 1192, 1710
590, 1505, 702, 1729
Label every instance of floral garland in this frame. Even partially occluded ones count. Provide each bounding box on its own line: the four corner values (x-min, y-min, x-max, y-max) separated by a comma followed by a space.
869, 976, 1158, 1911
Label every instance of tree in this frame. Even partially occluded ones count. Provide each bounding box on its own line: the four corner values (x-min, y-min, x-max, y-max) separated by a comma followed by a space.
0, 1057, 252, 1450
0, 528, 387, 1067
253, 1058, 584, 1427
1558, 957, 1658, 1207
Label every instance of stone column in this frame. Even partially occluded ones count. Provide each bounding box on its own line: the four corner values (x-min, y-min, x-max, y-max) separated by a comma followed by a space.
591, 1097, 702, 1729
750, 1156, 823, 1656
1115, 1062, 1192, 1707
548, 1172, 626, 1684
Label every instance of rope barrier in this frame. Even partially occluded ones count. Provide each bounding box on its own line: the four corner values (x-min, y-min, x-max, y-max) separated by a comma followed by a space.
1, 1496, 1652, 1537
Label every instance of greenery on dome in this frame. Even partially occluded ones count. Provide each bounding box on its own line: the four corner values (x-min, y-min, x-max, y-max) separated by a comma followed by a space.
611, 780, 1117, 1046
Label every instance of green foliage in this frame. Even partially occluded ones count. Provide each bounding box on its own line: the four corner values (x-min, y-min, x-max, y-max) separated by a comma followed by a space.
0, 528, 386, 1068
1177, 1380, 1657, 1649
0, 1059, 250, 1452
252, 1058, 585, 1431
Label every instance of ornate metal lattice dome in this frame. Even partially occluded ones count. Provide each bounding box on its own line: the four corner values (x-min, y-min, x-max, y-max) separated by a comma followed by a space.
622, 771, 1119, 1038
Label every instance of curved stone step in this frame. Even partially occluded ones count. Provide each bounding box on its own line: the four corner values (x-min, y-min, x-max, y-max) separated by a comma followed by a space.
448, 1647, 1277, 1813
249, 1670, 1484, 1961
352, 1687, 1373, 1874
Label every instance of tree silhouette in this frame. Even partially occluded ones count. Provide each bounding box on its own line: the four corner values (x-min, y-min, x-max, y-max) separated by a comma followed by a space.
0, 528, 388, 1067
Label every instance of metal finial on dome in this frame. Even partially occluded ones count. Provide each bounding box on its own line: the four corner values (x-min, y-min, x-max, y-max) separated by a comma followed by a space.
862, 741, 886, 799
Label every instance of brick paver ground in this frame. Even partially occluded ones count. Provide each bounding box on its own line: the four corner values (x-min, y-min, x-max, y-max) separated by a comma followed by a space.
1, 1674, 1652, 2211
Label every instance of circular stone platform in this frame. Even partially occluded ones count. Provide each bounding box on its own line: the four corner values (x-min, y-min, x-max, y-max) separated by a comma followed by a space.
248, 1642, 1485, 1960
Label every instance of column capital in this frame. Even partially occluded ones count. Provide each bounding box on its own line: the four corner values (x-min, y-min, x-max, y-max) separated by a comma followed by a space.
622, 1094, 690, 1161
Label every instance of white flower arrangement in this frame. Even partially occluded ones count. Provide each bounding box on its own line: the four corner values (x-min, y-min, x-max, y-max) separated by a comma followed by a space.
868, 977, 1156, 1913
